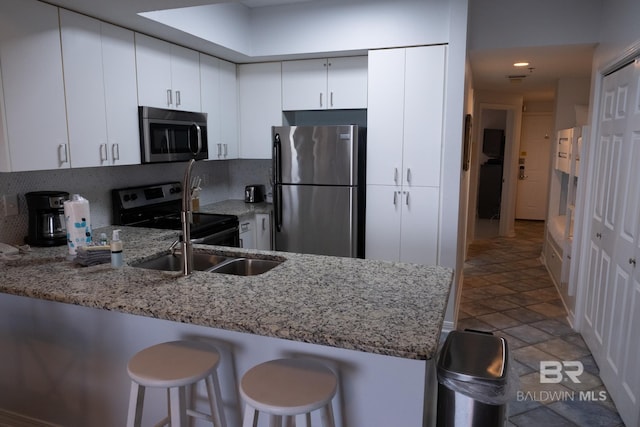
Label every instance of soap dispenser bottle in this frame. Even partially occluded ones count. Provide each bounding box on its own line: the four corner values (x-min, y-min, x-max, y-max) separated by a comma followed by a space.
111, 229, 123, 268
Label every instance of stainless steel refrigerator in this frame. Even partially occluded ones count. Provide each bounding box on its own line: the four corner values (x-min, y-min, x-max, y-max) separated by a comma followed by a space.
272, 125, 365, 258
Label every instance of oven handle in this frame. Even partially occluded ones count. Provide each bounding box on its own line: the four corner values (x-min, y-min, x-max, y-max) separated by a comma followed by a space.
190, 226, 239, 245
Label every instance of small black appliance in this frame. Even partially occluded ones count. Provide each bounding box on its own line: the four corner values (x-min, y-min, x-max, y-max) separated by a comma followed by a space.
25, 191, 69, 246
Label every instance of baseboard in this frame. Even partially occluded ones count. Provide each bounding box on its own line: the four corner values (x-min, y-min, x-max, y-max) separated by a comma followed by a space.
0, 410, 61, 427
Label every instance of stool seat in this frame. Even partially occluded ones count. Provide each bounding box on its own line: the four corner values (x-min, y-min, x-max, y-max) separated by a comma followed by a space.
126, 340, 226, 427
240, 358, 337, 427
128, 340, 220, 387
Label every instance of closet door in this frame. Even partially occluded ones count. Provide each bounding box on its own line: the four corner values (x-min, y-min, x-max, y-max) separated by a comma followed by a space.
582, 59, 640, 427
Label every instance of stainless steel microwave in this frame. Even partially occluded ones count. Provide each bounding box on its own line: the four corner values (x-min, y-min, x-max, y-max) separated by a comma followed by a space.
139, 106, 208, 163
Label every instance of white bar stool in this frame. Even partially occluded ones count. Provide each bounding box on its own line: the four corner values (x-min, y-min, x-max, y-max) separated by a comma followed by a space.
240, 358, 337, 427
126, 340, 227, 427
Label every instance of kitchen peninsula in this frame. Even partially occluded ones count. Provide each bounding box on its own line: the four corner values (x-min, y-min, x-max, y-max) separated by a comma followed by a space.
0, 226, 452, 427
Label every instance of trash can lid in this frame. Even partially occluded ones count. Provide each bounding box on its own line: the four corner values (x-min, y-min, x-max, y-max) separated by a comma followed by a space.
437, 330, 508, 383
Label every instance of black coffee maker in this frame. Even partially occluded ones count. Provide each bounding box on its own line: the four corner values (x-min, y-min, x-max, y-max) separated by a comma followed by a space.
25, 191, 69, 246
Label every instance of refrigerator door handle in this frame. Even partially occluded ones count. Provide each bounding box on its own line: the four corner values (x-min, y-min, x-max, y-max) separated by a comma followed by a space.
273, 133, 283, 232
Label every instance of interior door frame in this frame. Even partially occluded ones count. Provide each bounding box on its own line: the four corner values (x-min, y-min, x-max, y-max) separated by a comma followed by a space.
469, 103, 522, 239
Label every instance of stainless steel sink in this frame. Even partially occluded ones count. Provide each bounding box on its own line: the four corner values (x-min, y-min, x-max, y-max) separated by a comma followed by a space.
208, 258, 282, 276
132, 252, 283, 276
133, 253, 230, 272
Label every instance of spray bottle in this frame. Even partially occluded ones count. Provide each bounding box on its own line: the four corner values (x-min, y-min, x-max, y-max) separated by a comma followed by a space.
111, 229, 123, 268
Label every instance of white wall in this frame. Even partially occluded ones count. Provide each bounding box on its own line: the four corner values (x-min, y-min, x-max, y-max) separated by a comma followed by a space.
468, 0, 601, 51
554, 77, 591, 131
142, 0, 452, 60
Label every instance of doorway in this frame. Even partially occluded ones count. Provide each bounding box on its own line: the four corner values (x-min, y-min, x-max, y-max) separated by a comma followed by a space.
470, 104, 521, 241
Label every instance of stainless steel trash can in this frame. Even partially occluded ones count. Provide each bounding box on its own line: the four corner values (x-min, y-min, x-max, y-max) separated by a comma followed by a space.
436, 330, 509, 427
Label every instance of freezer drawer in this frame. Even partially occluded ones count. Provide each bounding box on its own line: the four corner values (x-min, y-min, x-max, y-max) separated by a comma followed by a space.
275, 184, 359, 257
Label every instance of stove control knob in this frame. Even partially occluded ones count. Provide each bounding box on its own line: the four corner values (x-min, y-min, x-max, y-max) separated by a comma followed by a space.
123, 194, 130, 202
131, 194, 138, 201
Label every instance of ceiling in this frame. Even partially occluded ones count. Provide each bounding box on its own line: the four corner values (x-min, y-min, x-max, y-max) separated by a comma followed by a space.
44, 0, 595, 102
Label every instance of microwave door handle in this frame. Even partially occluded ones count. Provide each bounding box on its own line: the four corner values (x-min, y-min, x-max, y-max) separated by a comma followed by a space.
164, 129, 170, 154
191, 123, 202, 156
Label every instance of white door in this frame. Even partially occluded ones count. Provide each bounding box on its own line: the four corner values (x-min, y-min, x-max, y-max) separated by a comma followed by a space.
169, 44, 201, 112
281, 58, 327, 110
581, 59, 640, 427
327, 56, 368, 109
365, 185, 401, 261
399, 186, 439, 265
135, 34, 172, 108
515, 113, 553, 219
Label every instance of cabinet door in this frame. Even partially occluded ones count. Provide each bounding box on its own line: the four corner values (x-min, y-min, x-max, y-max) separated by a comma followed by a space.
400, 186, 439, 264
327, 56, 368, 109
238, 62, 282, 159
365, 185, 402, 261
170, 44, 201, 112
239, 218, 256, 249
281, 58, 327, 110
60, 10, 108, 168
0, 0, 69, 171
135, 33, 173, 108
255, 213, 272, 250
201, 54, 222, 159
219, 60, 238, 159
366, 49, 405, 186
403, 46, 445, 187
101, 23, 140, 166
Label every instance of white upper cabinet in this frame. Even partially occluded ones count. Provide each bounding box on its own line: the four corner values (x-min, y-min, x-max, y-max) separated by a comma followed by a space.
135, 33, 201, 112
0, 0, 69, 171
282, 56, 367, 110
60, 10, 139, 168
201, 54, 238, 160
238, 62, 282, 159
366, 46, 446, 187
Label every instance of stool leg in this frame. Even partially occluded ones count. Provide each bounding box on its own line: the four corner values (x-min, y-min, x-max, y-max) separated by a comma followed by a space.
126, 382, 145, 427
242, 404, 258, 427
205, 373, 227, 427
169, 386, 188, 427
294, 413, 311, 427
320, 403, 335, 427
268, 414, 282, 427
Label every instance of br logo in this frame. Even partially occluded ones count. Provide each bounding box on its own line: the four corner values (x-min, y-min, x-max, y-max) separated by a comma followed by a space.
539, 361, 584, 383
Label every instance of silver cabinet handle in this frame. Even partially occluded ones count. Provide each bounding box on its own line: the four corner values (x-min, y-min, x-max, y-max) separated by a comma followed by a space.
100, 143, 108, 162
320, 92, 323, 108
223, 143, 228, 157
394, 168, 399, 184
596, 232, 602, 239
262, 217, 266, 231
167, 89, 172, 106
393, 191, 398, 205
58, 144, 68, 165
112, 143, 120, 161
405, 191, 410, 206
330, 91, 334, 107
176, 90, 181, 107
629, 258, 637, 267
406, 168, 412, 184
217, 143, 222, 158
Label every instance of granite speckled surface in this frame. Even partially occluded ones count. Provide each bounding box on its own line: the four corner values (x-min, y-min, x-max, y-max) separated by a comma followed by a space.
0, 225, 452, 360
198, 199, 272, 219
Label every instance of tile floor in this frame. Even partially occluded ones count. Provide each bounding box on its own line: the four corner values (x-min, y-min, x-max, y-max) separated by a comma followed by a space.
458, 220, 625, 427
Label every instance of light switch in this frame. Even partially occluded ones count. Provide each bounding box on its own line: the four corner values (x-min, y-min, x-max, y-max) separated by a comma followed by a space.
2, 194, 19, 216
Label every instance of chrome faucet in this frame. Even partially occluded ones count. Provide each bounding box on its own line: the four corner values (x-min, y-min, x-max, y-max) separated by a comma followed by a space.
181, 158, 196, 275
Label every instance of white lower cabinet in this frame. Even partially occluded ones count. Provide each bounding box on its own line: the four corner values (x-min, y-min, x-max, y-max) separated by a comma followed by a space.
366, 185, 438, 264
239, 219, 256, 249
60, 10, 139, 168
0, 0, 69, 171
239, 213, 272, 250
255, 213, 272, 250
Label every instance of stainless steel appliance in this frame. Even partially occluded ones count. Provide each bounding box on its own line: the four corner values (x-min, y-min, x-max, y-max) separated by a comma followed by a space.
139, 106, 208, 164
272, 125, 365, 257
25, 191, 69, 246
112, 182, 239, 247
244, 185, 265, 203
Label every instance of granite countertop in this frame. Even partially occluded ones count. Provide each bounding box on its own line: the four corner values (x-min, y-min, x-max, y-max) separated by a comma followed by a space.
198, 199, 272, 218
0, 226, 452, 360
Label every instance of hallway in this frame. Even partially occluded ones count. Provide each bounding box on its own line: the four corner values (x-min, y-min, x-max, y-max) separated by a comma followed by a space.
459, 220, 625, 426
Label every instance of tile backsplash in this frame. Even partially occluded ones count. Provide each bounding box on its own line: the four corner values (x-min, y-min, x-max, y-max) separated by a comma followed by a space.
0, 159, 271, 245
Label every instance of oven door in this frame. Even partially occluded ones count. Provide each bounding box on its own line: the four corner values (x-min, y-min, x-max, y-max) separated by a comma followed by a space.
191, 226, 240, 248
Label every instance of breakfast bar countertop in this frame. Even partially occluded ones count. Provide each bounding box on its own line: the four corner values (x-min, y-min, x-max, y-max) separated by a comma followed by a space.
0, 226, 453, 361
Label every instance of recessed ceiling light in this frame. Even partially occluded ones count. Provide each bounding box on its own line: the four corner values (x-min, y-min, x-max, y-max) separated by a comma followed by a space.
514, 62, 530, 67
